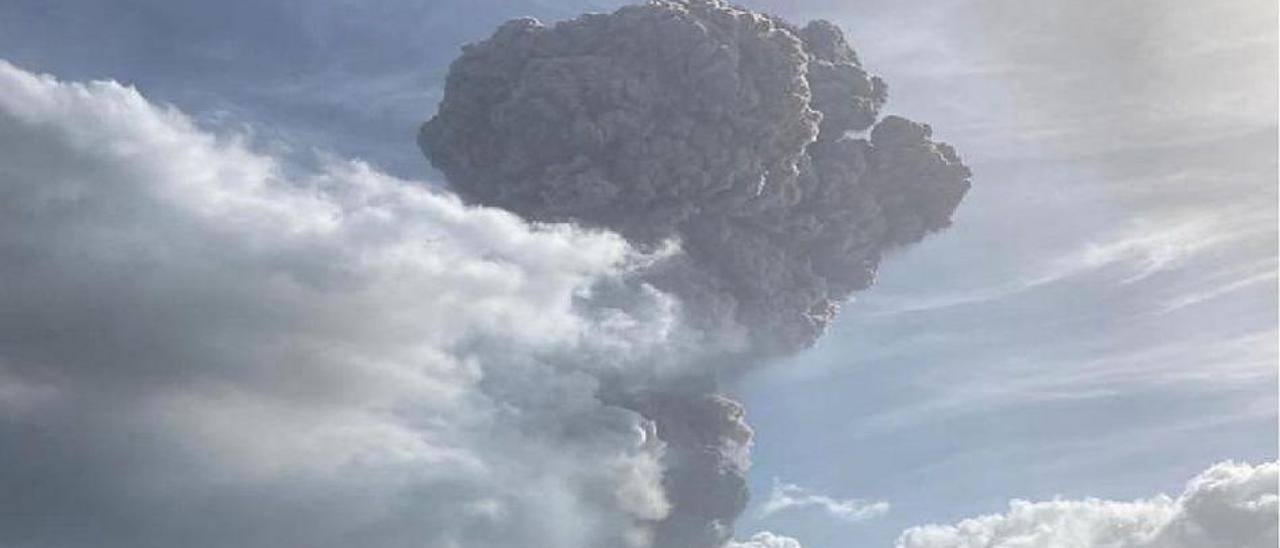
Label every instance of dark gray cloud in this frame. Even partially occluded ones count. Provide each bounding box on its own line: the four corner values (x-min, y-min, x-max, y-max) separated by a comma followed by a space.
420, 1, 970, 546
422, 0, 970, 356
609, 389, 755, 547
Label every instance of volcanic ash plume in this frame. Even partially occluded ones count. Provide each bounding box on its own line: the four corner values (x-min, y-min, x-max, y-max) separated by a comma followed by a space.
421, 1, 971, 546
421, 0, 970, 356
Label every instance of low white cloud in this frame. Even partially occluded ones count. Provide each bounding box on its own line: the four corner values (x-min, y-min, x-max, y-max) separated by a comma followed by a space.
0, 60, 693, 548
728, 531, 806, 548
759, 479, 890, 522
897, 460, 1279, 548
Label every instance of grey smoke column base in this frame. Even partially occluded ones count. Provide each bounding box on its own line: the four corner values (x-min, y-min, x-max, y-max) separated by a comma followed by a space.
605, 388, 754, 548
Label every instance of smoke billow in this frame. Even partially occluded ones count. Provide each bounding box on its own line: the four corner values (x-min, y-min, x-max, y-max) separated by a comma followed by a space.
421, 1, 970, 546
422, 0, 970, 356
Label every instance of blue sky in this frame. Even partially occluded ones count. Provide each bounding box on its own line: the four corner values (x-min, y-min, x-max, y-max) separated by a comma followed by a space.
737, 156, 1277, 545
1, 1, 1274, 547
732, 1, 1277, 545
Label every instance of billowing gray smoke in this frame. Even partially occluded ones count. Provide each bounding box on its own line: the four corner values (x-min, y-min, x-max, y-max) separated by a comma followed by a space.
422, 0, 969, 355
421, 0, 971, 546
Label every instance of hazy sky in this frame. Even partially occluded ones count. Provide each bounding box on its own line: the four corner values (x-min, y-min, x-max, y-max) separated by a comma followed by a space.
731, 1, 1278, 545
0, 1, 1275, 547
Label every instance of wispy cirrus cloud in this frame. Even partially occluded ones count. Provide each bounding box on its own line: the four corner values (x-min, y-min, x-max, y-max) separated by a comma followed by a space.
849, 328, 1276, 439
862, 209, 1270, 317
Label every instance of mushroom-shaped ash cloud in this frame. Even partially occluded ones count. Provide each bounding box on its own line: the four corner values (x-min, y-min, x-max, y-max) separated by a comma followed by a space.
422, 0, 970, 356
422, 2, 972, 546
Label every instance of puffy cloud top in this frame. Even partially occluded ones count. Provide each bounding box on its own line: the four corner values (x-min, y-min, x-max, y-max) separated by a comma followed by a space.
0, 60, 685, 548
897, 461, 1279, 548
728, 531, 806, 548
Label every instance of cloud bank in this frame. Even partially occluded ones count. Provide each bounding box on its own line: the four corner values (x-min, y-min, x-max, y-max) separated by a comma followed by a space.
897, 461, 1279, 548
0, 59, 692, 548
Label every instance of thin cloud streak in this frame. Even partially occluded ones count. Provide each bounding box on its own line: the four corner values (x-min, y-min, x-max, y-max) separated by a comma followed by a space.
851, 330, 1276, 437
863, 212, 1267, 317
759, 480, 890, 523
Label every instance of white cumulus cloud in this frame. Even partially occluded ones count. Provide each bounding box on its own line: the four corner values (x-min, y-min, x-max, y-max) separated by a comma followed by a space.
897, 461, 1278, 548
728, 531, 806, 548
0, 59, 693, 548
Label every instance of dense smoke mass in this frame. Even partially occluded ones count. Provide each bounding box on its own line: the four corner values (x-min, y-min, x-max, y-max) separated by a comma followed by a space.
422, 2, 970, 546
422, 0, 970, 355
609, 389, 756, 548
